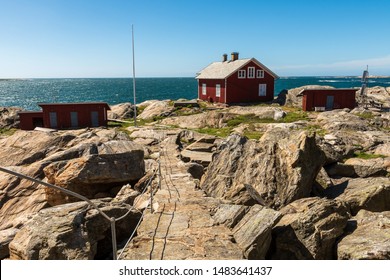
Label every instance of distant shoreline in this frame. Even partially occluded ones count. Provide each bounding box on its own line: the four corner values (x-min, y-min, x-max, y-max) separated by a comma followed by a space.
1, 75, 390, 80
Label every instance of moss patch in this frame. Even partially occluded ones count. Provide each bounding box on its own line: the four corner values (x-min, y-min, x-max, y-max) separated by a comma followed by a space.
0, 128, 17, 136
353, 152, 386, 160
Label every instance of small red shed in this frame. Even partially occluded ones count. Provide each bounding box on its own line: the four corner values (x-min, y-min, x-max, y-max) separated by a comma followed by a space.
19, 102, 111, 130
196, 52, 279, 104
301, 89, 357, 111
18, 111, 44, 130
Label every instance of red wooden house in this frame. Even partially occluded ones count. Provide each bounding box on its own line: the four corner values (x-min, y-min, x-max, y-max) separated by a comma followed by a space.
19, 102, 110, 130
196, 52, 279, 104
301, 89, 357, 111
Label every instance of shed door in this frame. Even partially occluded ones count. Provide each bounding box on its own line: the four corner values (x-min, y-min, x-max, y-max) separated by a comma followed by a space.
49, 112, 57, 128
326, 96, 334, 110
259, 84, 267, 96
216, 84, 221, 97
70, 112, 78, 127
91, 111, 99, 127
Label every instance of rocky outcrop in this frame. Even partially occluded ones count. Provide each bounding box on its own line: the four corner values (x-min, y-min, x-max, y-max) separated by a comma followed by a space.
0, 163, 49, 231
325, 177, 390, 215
9, 200, 141, 260
365, 86, 390, 108
0, 129, 144, 236
201, 128, 325, 209
137, 100, 173, 120
269, 197, 349, 260
43, 144, 144, 205
315, 109, 390, 164
161, 111, 234, 129
0, 130, 76, 166
108, 103, 134, 119
226, 106, 286, 120
337, 210, 390, 259
0, 106, 21, 129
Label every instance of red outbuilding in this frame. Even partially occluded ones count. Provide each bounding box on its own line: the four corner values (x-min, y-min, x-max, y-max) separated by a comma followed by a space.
19, 102, 111, 130
196, 52, 279, 104
301, 89, 357, 111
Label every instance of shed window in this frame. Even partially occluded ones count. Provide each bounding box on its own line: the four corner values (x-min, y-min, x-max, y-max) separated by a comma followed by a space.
257, 70, 264, 78
238, 70, 246, 79
202, 83, 207, 95
248, 67, 255, 78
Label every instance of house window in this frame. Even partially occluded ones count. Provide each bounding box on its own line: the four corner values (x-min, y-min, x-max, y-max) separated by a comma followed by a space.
257, 70, 264, 78
238, 70, 246, 79
202, 83, 207, 95
216, 84, 221, 97
248, 67, 255, 78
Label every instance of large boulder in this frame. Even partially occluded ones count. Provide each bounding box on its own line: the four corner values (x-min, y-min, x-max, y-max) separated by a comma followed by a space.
137, 100, 173, 120
232, 205, 281, 259
0, 106, 21, 129
43, 146, 144, 205
269, 197, 349, 260
108, 103, 134, 120
325, 177, 390, 215
337, 210, 390, 259
201, 128, 325, 209
8, 200, 141, 260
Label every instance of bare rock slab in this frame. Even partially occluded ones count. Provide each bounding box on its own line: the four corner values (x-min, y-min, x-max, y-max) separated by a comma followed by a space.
232, 205, 281, 259
9, 200, 141, 260
325, 177, 390, 215
270, 197, 349, 260
337, 210, 390, 259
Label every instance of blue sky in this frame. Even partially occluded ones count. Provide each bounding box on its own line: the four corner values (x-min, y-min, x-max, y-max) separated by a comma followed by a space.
1, 0, 390, 78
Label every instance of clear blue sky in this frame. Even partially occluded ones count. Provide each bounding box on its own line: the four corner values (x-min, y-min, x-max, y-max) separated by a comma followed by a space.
1, 0, 390, 78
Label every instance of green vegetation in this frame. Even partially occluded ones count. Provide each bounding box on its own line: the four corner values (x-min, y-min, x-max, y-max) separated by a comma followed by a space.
304, 124, 327, 137
282, 111, 309, 122
0, 128, 17, 136
243, 130, 263, 140
354, 111, 375, 120
226, 111, 309, 128
353, 151, 386, 160
195, 127, 232, 138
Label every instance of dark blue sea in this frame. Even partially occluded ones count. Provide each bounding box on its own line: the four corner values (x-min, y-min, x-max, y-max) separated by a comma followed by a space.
1, 77, 390, 111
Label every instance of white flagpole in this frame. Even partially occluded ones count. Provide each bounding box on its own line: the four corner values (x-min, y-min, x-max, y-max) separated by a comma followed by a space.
132, 24, 137, 127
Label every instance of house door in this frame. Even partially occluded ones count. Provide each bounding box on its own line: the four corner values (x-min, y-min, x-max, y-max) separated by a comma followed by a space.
326, 96, 334, 110
259, 84, 267, 96
70, 112, 78, 127
91, 111, 99, 127
49, 112, 57, 128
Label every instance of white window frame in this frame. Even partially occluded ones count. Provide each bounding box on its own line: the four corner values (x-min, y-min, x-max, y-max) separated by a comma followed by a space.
248, 67, 255, 78
256, 70, 264, 78
238, 70, 246, 79
202, 83, 207, 95
216, 84, 221, 97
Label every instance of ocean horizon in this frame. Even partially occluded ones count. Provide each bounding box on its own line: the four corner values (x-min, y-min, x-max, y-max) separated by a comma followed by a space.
1, 76, 390, 111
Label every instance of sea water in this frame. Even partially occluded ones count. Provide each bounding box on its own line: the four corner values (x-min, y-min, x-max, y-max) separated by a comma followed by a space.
0, 77, 389, 111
